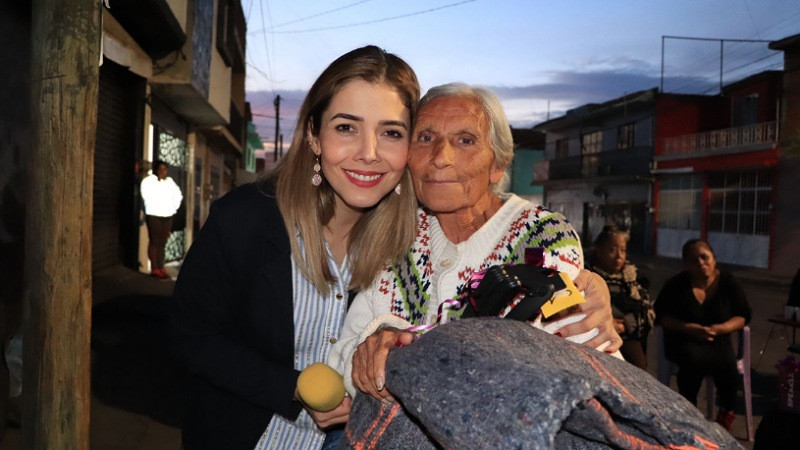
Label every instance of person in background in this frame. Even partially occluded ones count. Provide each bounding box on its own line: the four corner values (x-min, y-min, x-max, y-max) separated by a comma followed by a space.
588, 224, 654, 369
140, 160, 183, 279
331, 83, 622, 402
655, 239, 751, 432
787, 267, 800, 309
169, 45, 420, 450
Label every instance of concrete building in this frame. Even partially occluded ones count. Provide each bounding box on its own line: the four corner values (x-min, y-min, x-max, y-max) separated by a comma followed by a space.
532, 89, 662, 254
768, 33, 800, 277
532, 31, 799, 274
652, 71, 782, 269
81, 0, 251, 272
0, 0, 252, 347
0, 1, 256, 440
509, 128, 545, 206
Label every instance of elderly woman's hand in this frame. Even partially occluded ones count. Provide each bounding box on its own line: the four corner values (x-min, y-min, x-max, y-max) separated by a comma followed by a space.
555, 269, 622, 352
351, 327, 416, 402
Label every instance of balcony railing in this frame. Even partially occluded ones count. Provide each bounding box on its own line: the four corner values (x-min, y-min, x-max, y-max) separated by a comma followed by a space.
536, 147, 651, 181
546, 155, 581, 180
662, 121, 777, 156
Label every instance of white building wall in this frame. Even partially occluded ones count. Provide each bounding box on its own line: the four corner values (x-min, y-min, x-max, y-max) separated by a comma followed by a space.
656, 228, 700, 259
656, 229, 769, 268
708, 232, 770, 268
545, 187, 593, 239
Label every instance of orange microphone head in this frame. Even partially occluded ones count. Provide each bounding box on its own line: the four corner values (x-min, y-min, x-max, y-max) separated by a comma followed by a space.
297, 362, 346, 412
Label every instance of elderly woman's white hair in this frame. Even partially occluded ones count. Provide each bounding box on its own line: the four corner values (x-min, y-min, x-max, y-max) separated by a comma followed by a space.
418, 82, 514, 192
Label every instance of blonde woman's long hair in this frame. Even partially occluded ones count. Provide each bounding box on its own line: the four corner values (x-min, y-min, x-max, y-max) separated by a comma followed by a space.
270, 45, 420, 295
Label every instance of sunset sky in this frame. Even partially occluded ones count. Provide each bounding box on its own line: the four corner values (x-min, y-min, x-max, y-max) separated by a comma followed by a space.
243, 0, 800, 146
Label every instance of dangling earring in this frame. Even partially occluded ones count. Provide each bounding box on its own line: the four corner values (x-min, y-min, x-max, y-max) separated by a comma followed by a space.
311, 156, 322, 186
394, 183, 402, 195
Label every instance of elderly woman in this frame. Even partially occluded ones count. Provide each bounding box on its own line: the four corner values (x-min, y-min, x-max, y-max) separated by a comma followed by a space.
588, 224, 654, 369
330, 83, 621, 402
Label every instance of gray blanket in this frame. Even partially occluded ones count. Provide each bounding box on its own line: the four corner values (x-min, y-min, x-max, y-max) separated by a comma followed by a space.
342, 318, 742, 449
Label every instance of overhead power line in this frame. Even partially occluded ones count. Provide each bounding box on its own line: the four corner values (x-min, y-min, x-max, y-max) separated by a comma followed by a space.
270, 0, 375, 29
249, 0, 478, 35
258, 0, 276, 92
245, 0, 254, 21
247, 61, 276, 82
660, 36, 781, 94
252, 112, 293, 120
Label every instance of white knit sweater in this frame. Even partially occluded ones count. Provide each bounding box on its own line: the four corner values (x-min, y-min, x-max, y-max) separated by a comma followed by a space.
330, 195, 620, 396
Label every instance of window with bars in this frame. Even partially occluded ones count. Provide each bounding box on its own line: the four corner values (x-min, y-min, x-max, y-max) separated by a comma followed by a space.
618, 123, 635, 149
707, 169, 771, 235
581, 131, 602, 177
658, 174, 702, 230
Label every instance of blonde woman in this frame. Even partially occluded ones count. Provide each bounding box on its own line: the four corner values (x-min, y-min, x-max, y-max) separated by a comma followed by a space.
169, 45, 419, 450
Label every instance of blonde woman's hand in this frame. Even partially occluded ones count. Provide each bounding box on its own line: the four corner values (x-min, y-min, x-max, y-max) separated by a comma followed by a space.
305, 395, 352, 430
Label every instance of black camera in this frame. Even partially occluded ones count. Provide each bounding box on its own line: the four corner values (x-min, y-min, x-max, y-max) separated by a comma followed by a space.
461, 265, 567, 322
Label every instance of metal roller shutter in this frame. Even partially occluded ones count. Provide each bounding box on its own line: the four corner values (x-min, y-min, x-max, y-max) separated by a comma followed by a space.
92, 60, 143, 272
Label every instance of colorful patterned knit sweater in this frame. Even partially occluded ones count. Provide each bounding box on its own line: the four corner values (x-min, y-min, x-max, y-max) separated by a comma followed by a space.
330, 195, 585, 395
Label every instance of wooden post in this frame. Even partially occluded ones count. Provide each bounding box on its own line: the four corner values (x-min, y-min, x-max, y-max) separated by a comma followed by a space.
25, 0, 100, 448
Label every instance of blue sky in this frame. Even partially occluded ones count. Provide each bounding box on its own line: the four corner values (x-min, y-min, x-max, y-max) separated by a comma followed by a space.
244, 0, 800, 144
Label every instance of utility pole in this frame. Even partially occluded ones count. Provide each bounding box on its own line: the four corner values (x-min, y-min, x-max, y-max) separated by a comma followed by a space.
26, 0, 100, 448
273, 94, 281, 162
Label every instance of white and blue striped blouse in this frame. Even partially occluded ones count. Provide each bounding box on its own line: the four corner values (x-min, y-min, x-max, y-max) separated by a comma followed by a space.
254, 242, 350, 450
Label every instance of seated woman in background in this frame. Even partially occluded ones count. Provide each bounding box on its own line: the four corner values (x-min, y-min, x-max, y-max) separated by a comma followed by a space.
588, 224, 654, 370
654, 239, 751, 431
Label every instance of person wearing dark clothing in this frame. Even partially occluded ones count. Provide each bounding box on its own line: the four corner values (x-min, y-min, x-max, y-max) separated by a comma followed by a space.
588, 224, 654, 369
788, 268, 800, 308
169, 46, 421, 450
655, 239, 751, 432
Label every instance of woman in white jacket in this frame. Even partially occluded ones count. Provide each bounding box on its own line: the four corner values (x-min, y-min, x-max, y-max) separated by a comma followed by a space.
140, 160, 183, 279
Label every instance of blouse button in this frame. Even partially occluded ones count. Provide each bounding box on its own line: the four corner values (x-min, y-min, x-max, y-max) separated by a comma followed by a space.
440, 259, 453, 269
336, 293, 344, 300
329, 338, 338, 344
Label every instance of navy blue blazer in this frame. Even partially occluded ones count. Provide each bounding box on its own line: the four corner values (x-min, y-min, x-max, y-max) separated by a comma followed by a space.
170, 181, 301, 449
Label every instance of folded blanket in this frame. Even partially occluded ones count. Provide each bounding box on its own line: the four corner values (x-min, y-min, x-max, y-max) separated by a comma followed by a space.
342, 318, 742, 449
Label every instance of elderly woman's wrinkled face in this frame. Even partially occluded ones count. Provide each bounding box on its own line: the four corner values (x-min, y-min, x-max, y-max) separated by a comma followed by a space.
408, 96, 504, 214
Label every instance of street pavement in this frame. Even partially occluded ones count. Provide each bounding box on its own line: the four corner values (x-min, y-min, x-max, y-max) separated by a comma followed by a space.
0, 255, 795, 449
1, 263, 183, 450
